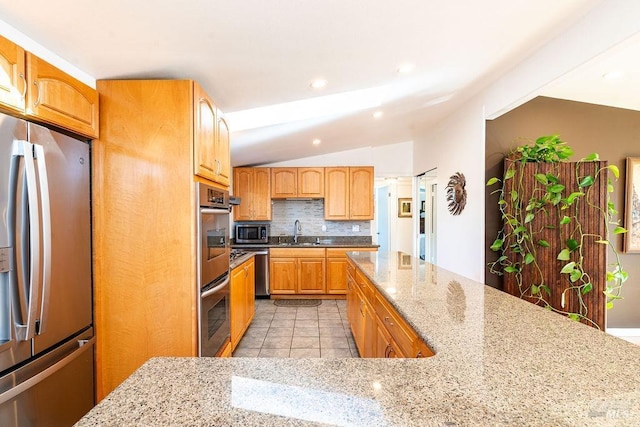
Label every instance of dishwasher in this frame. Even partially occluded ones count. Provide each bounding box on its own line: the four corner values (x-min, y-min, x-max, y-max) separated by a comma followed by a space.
243, 247, 270, 298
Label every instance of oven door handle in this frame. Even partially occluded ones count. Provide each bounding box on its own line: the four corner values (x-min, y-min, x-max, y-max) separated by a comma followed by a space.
200, 208, 230, 215
201, 276, 230, 299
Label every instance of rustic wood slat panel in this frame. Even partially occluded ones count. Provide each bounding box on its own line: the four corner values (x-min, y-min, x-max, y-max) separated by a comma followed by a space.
502, 159, 607, 329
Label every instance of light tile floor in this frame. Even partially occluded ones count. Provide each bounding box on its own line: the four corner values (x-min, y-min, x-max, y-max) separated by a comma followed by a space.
232, 299, 360, 358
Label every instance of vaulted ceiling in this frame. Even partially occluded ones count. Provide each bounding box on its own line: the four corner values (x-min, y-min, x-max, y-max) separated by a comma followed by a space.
3, 1, 630, 166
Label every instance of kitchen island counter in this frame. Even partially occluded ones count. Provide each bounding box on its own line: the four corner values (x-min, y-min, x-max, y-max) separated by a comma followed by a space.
77, 251, 640, 426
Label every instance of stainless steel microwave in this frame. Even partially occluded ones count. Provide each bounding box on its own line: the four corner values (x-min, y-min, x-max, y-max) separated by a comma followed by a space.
236, 224, 269, 243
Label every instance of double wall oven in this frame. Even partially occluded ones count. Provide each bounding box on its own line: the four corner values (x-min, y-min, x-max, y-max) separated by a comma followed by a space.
197, 183, 230, 357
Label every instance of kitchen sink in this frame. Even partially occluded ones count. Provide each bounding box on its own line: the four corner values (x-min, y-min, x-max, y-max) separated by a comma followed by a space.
276, 242, 319, 246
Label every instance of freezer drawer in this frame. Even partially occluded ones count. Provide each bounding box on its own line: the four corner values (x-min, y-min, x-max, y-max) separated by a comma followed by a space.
0, 330, 94, 427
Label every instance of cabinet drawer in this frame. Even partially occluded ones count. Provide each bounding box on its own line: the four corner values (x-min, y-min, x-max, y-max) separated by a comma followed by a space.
326, 247, 376, 258
355, 269, 374, 302
374, 292, 416, 357
346, 258, 356, 279
270, 247, 325, 257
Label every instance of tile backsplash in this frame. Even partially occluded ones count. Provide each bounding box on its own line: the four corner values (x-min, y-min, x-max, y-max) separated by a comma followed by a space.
269, 199, 371, 237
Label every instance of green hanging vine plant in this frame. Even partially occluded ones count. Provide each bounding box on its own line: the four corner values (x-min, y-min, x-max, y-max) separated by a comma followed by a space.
486, 135, 628, 329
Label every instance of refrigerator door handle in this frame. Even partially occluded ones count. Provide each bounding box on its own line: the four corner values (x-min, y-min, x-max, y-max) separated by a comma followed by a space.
12, 140, 42, 342
33, 143, 51, 335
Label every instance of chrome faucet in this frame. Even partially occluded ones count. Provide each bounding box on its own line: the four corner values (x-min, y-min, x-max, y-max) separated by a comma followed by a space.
293, 219, 302, 243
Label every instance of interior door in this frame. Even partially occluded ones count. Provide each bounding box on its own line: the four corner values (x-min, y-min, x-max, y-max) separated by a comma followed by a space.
28, 123, 92, 354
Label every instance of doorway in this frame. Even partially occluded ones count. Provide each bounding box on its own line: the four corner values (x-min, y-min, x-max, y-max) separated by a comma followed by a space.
417, 169, 437, 263
375, 186, 390, 252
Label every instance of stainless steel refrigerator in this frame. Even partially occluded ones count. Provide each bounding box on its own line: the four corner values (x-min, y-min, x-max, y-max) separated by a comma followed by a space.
0, 113, 94, 426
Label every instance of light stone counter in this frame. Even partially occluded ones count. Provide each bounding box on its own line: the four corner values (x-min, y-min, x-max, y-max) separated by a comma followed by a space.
77, 251, 640, 426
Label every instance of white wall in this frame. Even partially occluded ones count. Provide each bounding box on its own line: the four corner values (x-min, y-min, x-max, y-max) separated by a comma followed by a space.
0, 20, 95, 88
410, 0, 640, 282
412, 97, 486, 281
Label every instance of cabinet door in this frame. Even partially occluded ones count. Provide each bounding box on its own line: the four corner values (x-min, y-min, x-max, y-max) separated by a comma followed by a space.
346, 271, 358, 335
362, 302, 376, 358
233, 168, 254, 221
230, 265, 246, 350
271, 168, 297, 198
252, 168, 272, 220
349, 167, 374, 220
297, 257, 326, 294
375, 316, 403, 358
194, 83, 218, 182
0, 35, 25, 113
298, 167, 324, 198
326, 257, 348, 294
351, 285, 366, 355
269, 258, 296, 294
215, 116, 231, 186
26, 53, 98, 139
244, 258, 256, 326
324, 167, 349, 220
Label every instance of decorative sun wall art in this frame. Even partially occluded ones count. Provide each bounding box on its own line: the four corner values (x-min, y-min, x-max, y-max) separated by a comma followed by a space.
446, 172, 467, 216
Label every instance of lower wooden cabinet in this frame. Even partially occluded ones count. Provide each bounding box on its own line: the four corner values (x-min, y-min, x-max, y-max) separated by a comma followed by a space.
269, 248, 325, 295
326, 247, 377, 294
374, 316, 404, 358
346, 257, 433, 358
230, 257, 255, 351
217, 340, 233, 358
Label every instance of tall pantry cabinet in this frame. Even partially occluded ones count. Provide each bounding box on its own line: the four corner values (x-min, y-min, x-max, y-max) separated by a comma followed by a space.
93, 80, 229, 401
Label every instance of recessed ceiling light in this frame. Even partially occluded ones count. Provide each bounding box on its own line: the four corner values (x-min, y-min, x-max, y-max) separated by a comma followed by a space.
373, 110, 384, 119
312, 138, 321, 145
397, 63, 415, 74
310, 79, 327, 89
602, 71, 624, 80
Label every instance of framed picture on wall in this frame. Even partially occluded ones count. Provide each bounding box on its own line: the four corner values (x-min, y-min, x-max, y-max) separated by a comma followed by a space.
398, 198, 412, 217
624, 157, 640, 253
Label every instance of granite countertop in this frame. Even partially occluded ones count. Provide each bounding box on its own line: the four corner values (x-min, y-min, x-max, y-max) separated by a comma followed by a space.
77, 251, 640, 426
230, 252, 255, 270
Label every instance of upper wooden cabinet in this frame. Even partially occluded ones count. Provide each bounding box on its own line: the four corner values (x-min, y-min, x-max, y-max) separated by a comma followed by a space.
349, 167, 374, 219
299, 167, 324, 197
193, 83, 230, 187
271, 167, 324, 198
271, 168, 297, 198
0, 35, 98, 139
26, 54, 99, 139
325, 168, 349, 219
217, 116, 231, 186
233, 167, 271, 221
325, 166, 374, 220
0, 36, 26, 113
